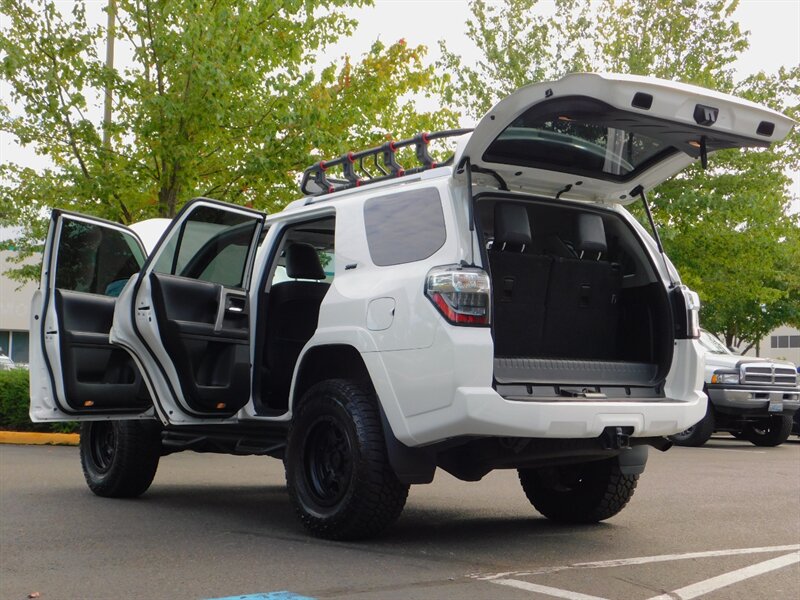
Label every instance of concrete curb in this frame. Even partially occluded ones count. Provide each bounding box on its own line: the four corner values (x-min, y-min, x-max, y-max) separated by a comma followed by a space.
0, 431, 80, 446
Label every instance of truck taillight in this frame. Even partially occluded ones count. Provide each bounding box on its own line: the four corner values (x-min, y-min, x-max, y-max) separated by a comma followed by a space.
671, 285, 700, 339
425, 265, 491, 326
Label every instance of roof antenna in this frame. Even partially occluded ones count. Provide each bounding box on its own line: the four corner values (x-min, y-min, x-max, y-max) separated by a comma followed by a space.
555, 183, 572, 199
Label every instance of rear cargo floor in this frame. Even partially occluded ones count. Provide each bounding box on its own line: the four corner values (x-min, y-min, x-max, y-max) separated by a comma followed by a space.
494, 357, 658, 386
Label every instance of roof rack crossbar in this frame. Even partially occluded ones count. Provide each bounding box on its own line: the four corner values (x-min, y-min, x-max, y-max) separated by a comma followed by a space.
299, 128, 473, 196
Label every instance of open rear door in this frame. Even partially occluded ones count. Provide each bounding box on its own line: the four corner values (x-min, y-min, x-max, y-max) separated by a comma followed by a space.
30, 211, 152, 421
456, 73, 795, 202
111, 198, 265, 424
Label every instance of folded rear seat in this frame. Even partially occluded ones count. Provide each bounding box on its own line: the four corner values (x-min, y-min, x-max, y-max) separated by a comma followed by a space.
541, 213, 622, 359
489, 203, 551, 357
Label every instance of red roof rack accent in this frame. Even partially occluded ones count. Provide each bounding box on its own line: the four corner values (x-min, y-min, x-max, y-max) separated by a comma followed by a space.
300, 128, 473, 196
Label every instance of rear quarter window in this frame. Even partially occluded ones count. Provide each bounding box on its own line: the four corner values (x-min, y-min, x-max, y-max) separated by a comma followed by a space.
363, 188, 446, 266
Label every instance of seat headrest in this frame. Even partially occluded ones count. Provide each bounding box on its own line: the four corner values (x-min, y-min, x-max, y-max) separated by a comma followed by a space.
493, 203, 531, 247
285, 243, 326, 280
575, 213, 607, 254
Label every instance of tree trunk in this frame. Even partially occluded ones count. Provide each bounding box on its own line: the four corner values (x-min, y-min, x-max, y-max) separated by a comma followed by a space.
158, 185, 179, 218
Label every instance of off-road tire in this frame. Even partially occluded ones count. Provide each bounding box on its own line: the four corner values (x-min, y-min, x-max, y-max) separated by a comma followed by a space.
518, 457, 639, 523
285, 379, 409, 540
744, 414, 793, 447
80, 420, 162, 498
669, 403, 715, 447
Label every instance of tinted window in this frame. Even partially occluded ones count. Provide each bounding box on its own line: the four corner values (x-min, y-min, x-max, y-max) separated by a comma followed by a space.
364, 188, 446, 266
483, 96, 764, 183
56, 219, 145, 296
153, 206, 259, 288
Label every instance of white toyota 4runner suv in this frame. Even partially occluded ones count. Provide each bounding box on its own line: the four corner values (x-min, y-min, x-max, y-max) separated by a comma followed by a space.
29, 74, 793, 539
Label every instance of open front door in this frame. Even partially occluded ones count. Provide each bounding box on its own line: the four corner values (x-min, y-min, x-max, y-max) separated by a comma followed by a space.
111, 199, 265, 424
30, 211, 152, 421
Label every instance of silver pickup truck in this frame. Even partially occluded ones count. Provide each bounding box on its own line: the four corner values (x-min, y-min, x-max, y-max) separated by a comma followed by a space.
671, 329, 799, 447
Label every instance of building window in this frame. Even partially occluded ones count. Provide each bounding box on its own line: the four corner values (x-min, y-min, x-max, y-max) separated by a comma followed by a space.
0, 331, 9, 356
790, 335, 800, 349
11, 331, 29, 364
0, 330, 29, 364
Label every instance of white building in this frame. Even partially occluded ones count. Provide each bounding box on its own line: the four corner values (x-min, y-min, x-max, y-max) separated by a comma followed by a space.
0, 250, 37, 364
743, 324, 800, 365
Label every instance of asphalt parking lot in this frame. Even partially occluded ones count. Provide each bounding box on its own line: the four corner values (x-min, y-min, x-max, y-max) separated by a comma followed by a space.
2, 436, 798, 600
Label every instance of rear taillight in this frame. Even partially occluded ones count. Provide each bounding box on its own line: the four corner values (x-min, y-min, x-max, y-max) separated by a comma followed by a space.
425, 265, 491, 326
671, 285, 700, 339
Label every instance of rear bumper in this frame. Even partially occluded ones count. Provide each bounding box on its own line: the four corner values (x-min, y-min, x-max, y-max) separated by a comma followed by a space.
372, 329, 707, 447
404, 387, 708, 445
707, 385, 800, 413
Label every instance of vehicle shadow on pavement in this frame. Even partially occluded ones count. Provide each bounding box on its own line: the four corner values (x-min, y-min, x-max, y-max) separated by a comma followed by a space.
139, 481, 613, 549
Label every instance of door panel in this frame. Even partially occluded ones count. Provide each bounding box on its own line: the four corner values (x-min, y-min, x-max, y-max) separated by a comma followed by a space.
29, 211, 152, 422
149, 273, 250, 413
55, 289, 150, 411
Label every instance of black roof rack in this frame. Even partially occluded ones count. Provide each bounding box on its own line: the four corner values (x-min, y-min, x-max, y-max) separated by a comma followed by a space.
299, 128, 473, 197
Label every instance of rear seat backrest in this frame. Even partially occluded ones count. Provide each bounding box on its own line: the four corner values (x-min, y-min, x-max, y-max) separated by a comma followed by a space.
489, 203, 551, 357
542, 213, 622, 359
264, 242, 330, 408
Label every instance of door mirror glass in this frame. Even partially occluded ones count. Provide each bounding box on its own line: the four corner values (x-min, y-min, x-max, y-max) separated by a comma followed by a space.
56, 218, 145, 296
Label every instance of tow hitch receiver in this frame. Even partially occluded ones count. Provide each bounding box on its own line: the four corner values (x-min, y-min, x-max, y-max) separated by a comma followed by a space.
601, 426, 633, 450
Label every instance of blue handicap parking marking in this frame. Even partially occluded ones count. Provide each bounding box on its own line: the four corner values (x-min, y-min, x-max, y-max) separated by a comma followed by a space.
205, 592, 316, 600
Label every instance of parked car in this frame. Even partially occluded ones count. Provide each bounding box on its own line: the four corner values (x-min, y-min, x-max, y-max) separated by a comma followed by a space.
29, 73, 794, 539
0, 352, 16, 371
670, 329, 799, 447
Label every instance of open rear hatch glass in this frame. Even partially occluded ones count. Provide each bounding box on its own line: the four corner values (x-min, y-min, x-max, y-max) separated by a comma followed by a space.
457, 73, 795, 202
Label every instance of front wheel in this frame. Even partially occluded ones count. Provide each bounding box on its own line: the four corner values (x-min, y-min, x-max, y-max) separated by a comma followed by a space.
285, 379, 409, 540
80, 420, 162, 498
744, 414, 793, 447
518, 457, 639, 523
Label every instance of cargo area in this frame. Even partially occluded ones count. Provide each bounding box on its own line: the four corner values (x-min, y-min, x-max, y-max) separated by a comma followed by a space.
478, 197, 674, 394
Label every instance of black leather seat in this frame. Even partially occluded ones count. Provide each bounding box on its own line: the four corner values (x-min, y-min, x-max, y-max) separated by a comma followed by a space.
542, 213, 622, 359
264, 242, 330, 409
489, 203, 552, 357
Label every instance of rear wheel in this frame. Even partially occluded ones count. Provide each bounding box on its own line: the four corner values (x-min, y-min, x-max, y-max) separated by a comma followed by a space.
669, 403, 715, 447
285, 379, 409, 540
518, 457, 639, 523
743, 414, 793, 447
80, 420, 162, 498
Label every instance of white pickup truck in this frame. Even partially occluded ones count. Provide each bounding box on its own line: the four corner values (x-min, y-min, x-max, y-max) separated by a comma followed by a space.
671, 329, 800, 446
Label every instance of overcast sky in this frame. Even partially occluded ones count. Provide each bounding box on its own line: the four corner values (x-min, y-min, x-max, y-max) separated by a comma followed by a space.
1, 0, 799, 210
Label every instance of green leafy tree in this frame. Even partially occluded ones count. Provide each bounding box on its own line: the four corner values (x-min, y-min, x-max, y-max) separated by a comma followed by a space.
1, 0, 458, 280
440, 0, 800, 350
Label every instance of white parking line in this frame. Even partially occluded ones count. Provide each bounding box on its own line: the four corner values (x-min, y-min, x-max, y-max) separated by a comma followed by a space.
479, 545, 800, 600
474, 543, 800, 579
493, 579, 609, 600
646, 551, 800, 600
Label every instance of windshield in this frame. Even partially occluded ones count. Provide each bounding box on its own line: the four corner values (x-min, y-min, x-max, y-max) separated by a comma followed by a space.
699, 330, 731, 355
